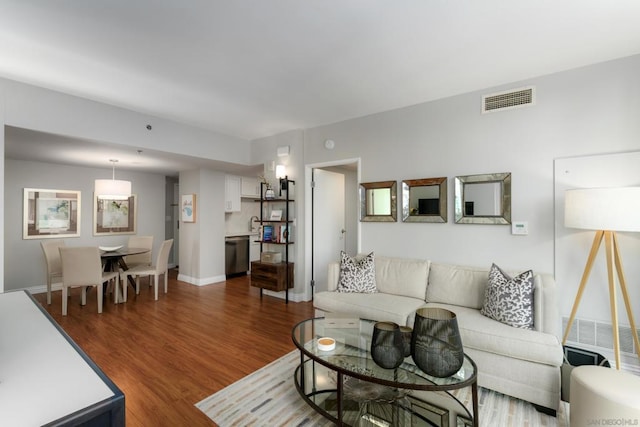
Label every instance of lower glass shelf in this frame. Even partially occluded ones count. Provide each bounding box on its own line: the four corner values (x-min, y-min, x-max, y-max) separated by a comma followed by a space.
294, 359, 473, 427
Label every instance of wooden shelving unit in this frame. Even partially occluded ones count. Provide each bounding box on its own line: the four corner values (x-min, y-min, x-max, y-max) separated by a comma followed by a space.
251, 178, 294, 303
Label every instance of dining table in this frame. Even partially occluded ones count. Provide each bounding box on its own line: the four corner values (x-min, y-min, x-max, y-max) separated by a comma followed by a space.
100, 247, 150, 300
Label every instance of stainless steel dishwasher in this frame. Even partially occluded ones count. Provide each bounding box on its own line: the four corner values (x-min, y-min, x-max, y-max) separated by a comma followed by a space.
225, 235, 249, 276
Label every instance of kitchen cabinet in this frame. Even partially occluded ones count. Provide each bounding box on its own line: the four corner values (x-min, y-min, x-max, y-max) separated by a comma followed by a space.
241, 176, 260, 198
250, 239, 261, 264
225, 175, 241, 212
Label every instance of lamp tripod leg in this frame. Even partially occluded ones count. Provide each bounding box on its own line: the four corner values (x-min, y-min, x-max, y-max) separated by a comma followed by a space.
612, 232, 640, 363
563, 230, 605, 345
604, 231, 621, 369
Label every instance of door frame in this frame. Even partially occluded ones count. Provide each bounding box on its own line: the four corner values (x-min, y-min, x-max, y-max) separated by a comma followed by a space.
304, 157, 361, 302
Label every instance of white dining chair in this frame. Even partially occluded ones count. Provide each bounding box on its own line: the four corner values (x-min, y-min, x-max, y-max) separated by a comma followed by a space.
59, 246, 120, 315
41, 239, 66, 305
124, 235, 154, 268
121, 239, 173, 302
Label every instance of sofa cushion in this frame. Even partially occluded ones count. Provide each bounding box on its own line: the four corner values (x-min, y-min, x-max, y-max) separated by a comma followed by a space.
426, 263, 489, 309
481, 263, 534, 329
374, 256, 430, 300
424, 303, 563, 367
314, 291, 425, 326
337, 251, 377, 293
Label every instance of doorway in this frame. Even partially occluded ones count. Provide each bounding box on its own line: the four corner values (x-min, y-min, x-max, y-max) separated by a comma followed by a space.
304, 159, 359, 301
170, 181, 179, 268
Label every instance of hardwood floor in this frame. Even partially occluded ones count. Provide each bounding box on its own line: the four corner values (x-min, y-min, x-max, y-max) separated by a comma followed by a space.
32, 270, 315, 427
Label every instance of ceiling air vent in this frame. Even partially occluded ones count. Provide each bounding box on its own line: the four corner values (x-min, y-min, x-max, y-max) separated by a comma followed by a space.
482, 86, 535, 114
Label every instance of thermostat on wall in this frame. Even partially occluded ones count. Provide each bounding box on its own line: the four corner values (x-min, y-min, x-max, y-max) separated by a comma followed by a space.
512, 221, 529, 235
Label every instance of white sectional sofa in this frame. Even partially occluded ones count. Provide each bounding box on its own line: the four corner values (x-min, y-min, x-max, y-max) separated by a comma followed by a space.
314, 255, 564, 414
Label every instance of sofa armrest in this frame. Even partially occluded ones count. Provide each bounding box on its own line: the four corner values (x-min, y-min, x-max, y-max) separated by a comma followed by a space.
327, 261, 340, 291
535, 273, 559, 337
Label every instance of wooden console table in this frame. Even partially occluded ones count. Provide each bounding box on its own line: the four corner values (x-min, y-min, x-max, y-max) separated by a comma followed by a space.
0, 291, 125, 426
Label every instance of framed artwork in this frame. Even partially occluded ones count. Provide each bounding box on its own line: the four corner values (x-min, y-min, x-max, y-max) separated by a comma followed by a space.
23, 188, 81, 239
181, 194, 196, 223
94, 195, 137, 235
269, 209, 283, 221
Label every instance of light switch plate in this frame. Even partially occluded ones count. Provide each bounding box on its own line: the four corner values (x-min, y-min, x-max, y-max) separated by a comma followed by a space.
512, 221, 529, 235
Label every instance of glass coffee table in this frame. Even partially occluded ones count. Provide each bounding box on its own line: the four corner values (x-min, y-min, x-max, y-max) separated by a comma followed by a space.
292, 317, 478, 427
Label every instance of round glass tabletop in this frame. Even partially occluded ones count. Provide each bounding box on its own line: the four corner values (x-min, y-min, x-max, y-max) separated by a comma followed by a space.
292, 317, 477, 391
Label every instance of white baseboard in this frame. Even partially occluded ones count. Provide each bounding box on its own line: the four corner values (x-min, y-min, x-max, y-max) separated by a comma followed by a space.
25, 275, 311, 303
176, 273, 226, 286
22, 265, 179, 295
262, 289, 309, 303
11, 283, 55, 296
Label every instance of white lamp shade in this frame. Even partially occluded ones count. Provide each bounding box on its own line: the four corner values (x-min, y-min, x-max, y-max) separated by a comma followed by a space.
565, 187, 640, 232
95, 179, 132, 200
275, 165, 286, 179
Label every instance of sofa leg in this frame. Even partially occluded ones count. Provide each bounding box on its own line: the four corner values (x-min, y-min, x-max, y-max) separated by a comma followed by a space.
532, 404, 556, 417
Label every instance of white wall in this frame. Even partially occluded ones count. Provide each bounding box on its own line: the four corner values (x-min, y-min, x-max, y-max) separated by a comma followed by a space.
177, 169, 226, 285
177, 169, 201, 283
4, 159, 165, 292
1, 79, 250, 164
295, 55, 640, 364
554, 152, 640, 368
0, 77, 253, 291
302, 55, 640, 280
0, 92, 4, 290
2, 53, 639, 322
250, 130, 306, 300
197, 169, 226, 284
555, 152, 640, 323
247, 55, 640, 311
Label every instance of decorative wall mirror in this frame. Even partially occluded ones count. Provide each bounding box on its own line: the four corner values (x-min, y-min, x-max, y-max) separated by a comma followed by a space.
402, 177, 447, 223
454, 173, 511, 224
360, 180, 397, 222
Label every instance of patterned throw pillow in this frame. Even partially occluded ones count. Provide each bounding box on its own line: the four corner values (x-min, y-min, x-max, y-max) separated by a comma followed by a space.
480, 263, 534, 330
337, 251, 377, 293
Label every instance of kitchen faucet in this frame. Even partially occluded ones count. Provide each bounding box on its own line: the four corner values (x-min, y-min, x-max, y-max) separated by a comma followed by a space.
249, 216, 260, 232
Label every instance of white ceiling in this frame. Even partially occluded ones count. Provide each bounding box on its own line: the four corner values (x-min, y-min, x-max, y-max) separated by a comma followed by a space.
4, 126, 261, 176
2, 1, 640, 173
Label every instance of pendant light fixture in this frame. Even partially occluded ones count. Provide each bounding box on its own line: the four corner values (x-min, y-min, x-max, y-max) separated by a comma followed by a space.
95, 159, 131, 200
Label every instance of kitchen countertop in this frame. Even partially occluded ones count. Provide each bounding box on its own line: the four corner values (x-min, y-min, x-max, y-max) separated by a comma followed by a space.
225, 231, 259, 237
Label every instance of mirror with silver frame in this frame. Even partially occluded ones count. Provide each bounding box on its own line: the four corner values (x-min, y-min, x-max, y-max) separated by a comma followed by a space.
454, 172, 511, 224
402, 177, 447, 223
360, 180, 397, 222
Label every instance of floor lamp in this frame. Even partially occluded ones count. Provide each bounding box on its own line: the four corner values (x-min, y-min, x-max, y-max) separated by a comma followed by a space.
563, 187, 640, 369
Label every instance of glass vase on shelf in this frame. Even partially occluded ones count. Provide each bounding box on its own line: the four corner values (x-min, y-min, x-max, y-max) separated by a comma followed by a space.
264, 184, 275, 200
258, 174, 276, 200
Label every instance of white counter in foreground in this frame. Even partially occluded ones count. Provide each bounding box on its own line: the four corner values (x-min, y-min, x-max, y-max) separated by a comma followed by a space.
0, 291, 125, 426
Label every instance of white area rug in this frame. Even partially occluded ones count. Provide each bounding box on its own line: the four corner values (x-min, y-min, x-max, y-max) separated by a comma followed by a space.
196, 350, 569, 426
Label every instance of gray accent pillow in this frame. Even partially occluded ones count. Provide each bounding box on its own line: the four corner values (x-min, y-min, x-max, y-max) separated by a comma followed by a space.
480, 263, 534, 329
337, 251, 377, 293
